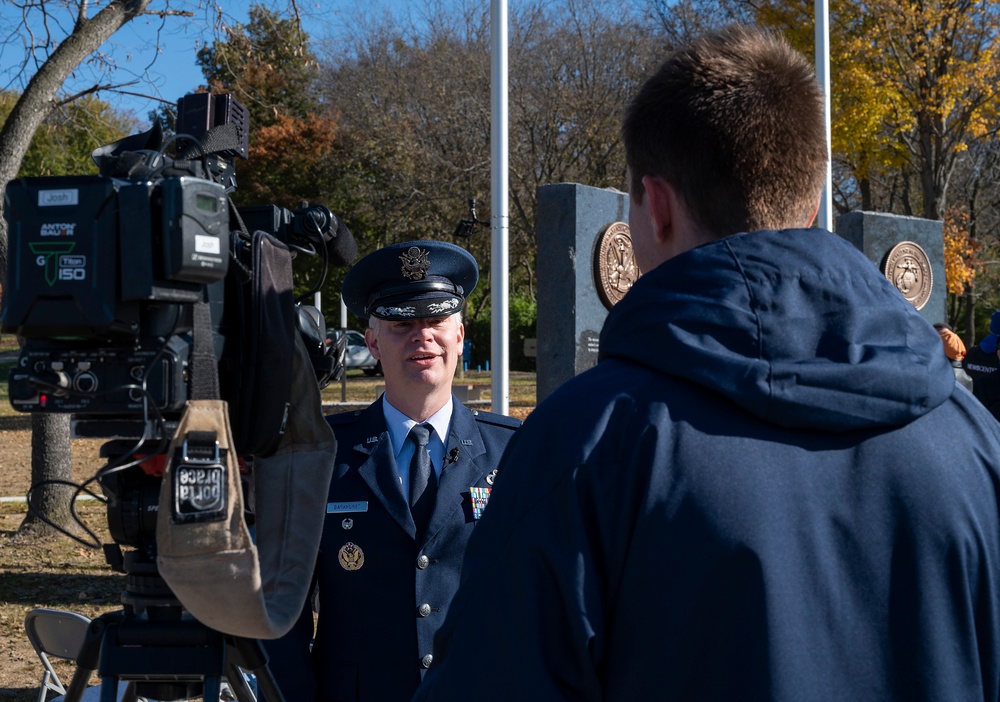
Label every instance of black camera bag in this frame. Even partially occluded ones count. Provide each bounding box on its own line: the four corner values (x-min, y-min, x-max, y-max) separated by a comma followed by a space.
218, 230, 295, 457
159, 226, 337, 640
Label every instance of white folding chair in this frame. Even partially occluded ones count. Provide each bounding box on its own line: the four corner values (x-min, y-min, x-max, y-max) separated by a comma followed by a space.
23, 608, 134, 702
26, 607, 250, 701
23, 608, 91, 702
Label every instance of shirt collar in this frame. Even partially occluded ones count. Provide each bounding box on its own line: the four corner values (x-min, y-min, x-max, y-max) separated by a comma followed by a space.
382, 395, 454, 457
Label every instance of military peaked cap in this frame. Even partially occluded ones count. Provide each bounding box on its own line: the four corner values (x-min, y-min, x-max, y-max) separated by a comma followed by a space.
342, 240, 479, 321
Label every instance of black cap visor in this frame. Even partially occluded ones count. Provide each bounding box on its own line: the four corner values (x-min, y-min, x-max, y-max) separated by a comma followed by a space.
369, 282, 465, 321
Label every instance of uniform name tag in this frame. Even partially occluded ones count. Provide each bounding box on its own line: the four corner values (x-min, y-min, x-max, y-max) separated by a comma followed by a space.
327, 501, 369, 513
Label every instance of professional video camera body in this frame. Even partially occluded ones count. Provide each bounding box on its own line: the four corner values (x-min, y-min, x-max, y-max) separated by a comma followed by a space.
1, 93, 355, 702
3, 92, 352, 439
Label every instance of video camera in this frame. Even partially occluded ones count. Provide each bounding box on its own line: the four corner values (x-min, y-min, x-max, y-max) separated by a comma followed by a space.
1, 92, 354, 440
0, 94, 355, 702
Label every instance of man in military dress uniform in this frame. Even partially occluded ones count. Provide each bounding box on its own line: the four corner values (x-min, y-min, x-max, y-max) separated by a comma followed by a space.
263, 240, 520, 702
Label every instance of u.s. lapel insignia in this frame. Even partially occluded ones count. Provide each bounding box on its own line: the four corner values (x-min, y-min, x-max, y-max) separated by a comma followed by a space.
338, 542, 365, 571
470, 486, 491, 520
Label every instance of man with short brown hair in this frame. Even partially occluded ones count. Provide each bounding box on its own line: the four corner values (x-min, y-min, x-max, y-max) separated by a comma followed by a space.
415, 25, 1000, 702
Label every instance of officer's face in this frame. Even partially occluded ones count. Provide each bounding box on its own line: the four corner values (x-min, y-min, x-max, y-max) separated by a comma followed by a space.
366, 314, 465, 397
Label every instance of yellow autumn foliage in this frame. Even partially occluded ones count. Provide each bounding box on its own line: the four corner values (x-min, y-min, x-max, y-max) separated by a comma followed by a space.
943, 211, 978, 294
755, 0, 1000, 218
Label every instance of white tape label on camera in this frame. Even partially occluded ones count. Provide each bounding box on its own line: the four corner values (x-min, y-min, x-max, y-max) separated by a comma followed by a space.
195, 234, 221, 254
38, 189, 79, 207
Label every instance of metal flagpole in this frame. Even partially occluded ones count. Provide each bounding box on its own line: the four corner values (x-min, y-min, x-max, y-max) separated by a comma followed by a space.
815, 0, 833, 231
340, 295, 348, 402
490, 0, 510, 414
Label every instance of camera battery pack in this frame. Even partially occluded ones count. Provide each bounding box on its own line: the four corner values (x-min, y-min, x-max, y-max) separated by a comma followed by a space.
1, 176, 135, 339
161, 177, 229, 284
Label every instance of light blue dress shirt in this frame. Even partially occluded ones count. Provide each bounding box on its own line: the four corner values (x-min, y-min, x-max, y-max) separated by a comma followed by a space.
382, 396, 453, 500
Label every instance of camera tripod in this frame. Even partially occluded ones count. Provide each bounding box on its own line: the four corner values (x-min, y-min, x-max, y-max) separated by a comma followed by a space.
58, 436, 286, 702
60, 545, 285, 702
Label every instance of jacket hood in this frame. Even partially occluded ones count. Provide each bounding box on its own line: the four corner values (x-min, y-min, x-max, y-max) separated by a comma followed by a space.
599, 229, 954, 432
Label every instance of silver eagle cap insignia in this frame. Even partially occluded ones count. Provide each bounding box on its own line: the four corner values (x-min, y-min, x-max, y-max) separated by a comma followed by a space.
399, 246, 431, 281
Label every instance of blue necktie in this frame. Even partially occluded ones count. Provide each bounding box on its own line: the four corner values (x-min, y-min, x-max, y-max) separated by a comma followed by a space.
407, 423, 437, 535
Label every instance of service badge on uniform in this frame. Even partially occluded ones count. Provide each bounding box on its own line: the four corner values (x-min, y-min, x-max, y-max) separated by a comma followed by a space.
470, 486, 491, 520
338, 542, 365, 571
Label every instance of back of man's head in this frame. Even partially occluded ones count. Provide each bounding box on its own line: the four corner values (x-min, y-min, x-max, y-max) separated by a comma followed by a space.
622, 24, 827, 237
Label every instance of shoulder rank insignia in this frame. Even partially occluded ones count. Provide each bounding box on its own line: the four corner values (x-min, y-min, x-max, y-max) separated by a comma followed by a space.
338, 542, 365, 571
470, 486, 491, 520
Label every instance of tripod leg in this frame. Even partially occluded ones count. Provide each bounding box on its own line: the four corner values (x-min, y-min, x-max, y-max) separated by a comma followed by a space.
228, 637, 284, 702
203, 675, 222, 702
62, 665, 93, 702
225, 662, 258, 702
100, 677, 121, 702
64, 610, 115, 702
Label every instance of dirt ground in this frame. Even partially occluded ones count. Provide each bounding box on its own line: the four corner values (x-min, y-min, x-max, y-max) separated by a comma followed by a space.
0, 421, 120, 702
0, 416, 105, 499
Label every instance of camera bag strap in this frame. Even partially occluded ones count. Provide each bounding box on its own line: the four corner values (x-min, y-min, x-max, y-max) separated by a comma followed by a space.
188, 295, 221, 402
156, 281, 335, 639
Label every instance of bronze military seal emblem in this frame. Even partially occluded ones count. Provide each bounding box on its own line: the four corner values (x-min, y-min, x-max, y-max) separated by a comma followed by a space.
338, 541, 365, 571
882, 241, 932, 310
593, 222, 641, 310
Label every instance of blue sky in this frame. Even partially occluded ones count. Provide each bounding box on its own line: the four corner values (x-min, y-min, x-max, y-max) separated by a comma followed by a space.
0, 0, 408, 126
104, 1, 368, 122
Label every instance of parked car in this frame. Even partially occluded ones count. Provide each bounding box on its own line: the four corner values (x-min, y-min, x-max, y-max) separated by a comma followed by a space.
328, 329, 382, 376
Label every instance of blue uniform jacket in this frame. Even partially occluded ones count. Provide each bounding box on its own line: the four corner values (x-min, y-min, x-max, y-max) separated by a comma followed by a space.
416, 229, 1000, 701
264, 395, 519, 702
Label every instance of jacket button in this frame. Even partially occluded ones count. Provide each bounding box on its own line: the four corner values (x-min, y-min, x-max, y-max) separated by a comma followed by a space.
421, 654, 434, 668
417, 554, 430, 569
418, 603, 432, 617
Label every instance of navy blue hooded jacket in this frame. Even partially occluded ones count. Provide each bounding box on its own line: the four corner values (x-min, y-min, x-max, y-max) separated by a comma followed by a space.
414, 228, 1000, 701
